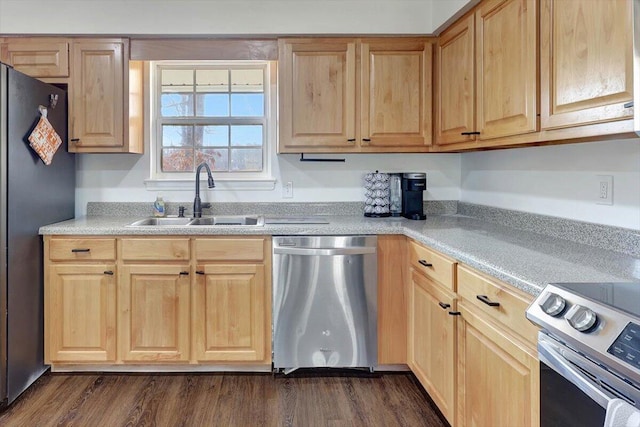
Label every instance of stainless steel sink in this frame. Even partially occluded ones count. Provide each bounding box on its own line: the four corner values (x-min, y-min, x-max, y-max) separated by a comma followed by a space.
126, 215, 265, 227
188, 215, 264, 226
127, 217, 193, 227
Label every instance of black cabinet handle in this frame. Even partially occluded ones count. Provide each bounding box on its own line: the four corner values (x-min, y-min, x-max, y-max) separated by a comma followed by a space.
71, 248, 90, 253
438, 302, 450, 310
477, 295, 500, 307
179, 271, 189, 276
448, 311, 461, 316
362, 138, 371, 142
624, 101, 633, 108
70, 138, 80, 142
418, 260, 433, 267
461, 131, 481, 136
103, 271, 114, 275
196, 271, 205, 275
347, 138, 356, 142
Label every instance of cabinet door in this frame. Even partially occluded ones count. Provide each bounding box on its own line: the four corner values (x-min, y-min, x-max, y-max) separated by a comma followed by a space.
278, 39, 357, 152
540, 0, 633, 129
408, 270, 456, 425
435, 14, 476, 145
360, 39, 432, 150
193, 264, 267, 362
70, 40, 124, 150
476, 0, 537, 140
119, 265, 190, 362
47, 264, 116, 363
457, 302, 540, 427
0, 38, 69, 78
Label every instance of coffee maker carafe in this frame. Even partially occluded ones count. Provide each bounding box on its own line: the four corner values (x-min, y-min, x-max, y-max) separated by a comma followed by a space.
402, 172, 426, 220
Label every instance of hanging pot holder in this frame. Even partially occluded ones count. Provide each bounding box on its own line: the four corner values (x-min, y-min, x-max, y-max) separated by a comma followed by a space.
28, 106, 62, 165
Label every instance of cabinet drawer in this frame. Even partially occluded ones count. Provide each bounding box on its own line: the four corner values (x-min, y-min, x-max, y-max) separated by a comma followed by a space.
408, 240, 456, 290
49, 238, 116, 261
195, 238, 265, 261
121, 238, 190, 261
457, 264, 538, 346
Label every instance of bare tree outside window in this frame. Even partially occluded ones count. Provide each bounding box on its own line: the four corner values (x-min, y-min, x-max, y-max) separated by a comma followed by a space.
157, 64, 266, 174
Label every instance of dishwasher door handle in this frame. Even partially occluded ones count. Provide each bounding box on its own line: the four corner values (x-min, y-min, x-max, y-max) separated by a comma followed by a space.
273, 246, 377, 256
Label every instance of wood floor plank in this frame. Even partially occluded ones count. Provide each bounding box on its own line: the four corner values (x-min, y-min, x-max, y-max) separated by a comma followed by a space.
0, 372, 447, 427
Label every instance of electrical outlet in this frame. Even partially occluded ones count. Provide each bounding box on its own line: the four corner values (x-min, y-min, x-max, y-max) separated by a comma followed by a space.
596, 175, 613, 205
283, 181, 293, 198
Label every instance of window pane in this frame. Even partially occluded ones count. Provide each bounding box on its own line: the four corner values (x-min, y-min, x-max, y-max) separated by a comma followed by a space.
196, 149, 229, 171
161, 93, 194, 117
162, 125, 193, 147
231, 148, 262, 171
231, 69, 263, 92
162, 148, 193, 172
231, 125, 262, 147
231, 93, 264, 116
197, 125, 228, 147
161, 69, 193, 93
196, 93, 229, 116
196, 69, 228, 92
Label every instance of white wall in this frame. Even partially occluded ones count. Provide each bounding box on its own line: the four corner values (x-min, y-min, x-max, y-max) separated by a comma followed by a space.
430, 0, 476, 33
460, 139, 640, 230
75, 150, 462, 216
0, 0, 435, 35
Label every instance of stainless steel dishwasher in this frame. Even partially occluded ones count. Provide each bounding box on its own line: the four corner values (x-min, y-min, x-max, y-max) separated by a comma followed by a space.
272, 236, 377, 373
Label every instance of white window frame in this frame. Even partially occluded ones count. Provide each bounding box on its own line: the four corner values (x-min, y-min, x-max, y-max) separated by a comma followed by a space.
145, 60, 276, 191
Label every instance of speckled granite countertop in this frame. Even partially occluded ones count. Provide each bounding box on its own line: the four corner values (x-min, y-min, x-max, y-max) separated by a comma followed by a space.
40, 213, 639, 296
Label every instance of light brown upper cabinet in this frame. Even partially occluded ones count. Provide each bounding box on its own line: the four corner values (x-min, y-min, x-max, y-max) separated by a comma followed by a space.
540, 0, 633, 129
279, 38, 433, 153
0, 38, 70, 79
69, 39, 143, 153
435, 0, 537, 146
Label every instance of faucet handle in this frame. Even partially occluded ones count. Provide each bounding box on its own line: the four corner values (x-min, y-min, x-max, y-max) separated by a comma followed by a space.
178, 206, 186, 217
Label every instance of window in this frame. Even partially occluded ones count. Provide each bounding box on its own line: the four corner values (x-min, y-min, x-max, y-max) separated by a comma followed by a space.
149, 61, 274, 187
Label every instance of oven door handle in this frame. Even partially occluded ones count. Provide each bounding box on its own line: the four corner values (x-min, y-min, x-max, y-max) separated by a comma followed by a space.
539, 339, 615, 408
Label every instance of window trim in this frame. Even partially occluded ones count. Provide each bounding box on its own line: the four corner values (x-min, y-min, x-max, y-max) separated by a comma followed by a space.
146, 60, 275, 189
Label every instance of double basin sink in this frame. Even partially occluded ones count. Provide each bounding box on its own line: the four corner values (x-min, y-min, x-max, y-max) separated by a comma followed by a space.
127, 215, 264, 227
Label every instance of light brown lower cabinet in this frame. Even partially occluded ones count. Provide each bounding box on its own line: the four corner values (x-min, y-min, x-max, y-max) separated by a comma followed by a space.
46, 263, 116, 363
408, 268, 457, 425
456, 301, 539, 427
44, 235, 271, 369
192, 263, 267, 362
118, 264, 191, 362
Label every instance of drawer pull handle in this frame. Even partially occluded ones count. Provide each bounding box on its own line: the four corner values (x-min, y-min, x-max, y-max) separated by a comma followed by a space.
438, 302, 450, 310
477, 295, 500, 307
196, 271, 205, 275
461, 131, 481, 136
70, 138, 80, 142
103, 271, 114, 275
362, 138, 371, 142
418, 260, 433, 267
448, 311, 461, 316
71, 248, 90, 253
347, 138, 356, 142
179, 271, 189, 276
624, 101, 633, 108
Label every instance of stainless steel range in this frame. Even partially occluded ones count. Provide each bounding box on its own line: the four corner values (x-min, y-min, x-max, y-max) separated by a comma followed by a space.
527, 282, 640, 426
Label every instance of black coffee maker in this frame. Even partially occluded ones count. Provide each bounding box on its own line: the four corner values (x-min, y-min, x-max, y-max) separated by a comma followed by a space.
402, 173, 426, 220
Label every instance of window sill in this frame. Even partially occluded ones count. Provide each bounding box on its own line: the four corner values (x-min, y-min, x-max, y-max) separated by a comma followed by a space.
144, 177, 276, 191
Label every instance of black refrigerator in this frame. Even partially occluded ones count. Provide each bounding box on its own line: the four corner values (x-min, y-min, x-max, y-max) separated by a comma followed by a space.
0, 63, 75, 407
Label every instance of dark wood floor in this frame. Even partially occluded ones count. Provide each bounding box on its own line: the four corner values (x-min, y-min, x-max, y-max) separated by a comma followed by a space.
0, 371, 447, 427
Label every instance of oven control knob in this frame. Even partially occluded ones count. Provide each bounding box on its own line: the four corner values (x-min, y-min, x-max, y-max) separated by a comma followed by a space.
538, 292, 566, 317
565, 305, 598, 332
